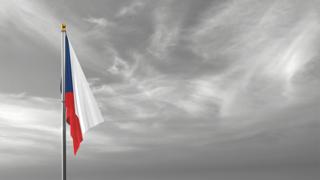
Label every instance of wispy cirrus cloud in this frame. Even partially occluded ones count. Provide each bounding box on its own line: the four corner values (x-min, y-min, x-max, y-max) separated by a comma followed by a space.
84, 17, 113, 28
0, 93, 60, 166
116, 1, 145, 17
0, 93, 138, 166
186, 0, 320, 116
147, 4, 180, 59
0, 0, 60, 47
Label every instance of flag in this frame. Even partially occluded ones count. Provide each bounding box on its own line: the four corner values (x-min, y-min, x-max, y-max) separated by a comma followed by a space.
64, 35, 104, 155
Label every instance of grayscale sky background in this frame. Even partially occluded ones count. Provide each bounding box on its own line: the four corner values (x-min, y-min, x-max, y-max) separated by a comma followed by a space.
0, 0, 319, 180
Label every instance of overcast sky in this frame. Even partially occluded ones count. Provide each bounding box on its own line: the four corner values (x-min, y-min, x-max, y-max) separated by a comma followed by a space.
0, 0, 319, 180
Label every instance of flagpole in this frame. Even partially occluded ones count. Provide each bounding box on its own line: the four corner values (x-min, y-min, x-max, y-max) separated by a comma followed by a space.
61, 23, 67, 180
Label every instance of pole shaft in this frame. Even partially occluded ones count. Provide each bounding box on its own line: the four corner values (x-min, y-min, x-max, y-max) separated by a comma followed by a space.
61, 24, 67, 180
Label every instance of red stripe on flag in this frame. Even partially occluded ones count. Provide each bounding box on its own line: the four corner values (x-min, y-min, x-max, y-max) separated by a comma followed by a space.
65, 92, 83, 155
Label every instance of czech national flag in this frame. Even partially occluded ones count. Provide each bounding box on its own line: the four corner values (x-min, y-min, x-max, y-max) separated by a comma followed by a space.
64, 35, 104, 155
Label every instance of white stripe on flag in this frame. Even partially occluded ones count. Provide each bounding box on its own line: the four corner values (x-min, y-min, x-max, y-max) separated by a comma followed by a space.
69, 41, 104, 134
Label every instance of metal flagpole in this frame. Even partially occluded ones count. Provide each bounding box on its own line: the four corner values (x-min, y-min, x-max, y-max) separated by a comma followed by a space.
61, 23, 67, 180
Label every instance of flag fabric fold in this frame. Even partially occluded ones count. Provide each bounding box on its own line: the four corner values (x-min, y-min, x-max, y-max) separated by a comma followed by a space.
64, 35, 104, 155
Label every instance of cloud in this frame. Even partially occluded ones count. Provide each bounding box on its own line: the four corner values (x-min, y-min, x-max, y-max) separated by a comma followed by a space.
0, 0, 111, 74
107, 56, 131, 76
0, 93, 132, 165
116, 1, 145, 17
84, 17, 113, 28
0, 93, 60, 166
0, 0, 60, 47
183, 0, 320, 116
147, 6, 180, 58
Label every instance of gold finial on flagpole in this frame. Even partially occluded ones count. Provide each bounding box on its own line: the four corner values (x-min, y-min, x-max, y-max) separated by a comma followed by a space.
61, 23, 66, 32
